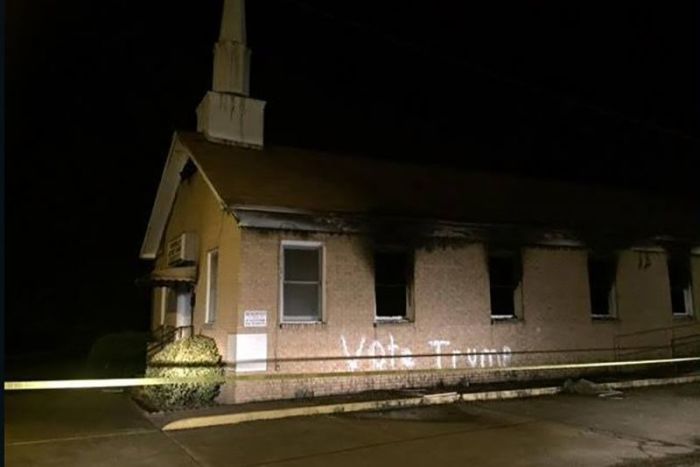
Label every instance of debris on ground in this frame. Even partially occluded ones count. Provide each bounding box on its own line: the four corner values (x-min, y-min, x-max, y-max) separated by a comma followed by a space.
563, 378, 600, 395
597, 389, 624, 399
422, 392, 459, 403
562, 379, 624, 398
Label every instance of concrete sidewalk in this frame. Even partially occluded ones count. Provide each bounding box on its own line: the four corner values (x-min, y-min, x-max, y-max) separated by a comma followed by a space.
151, 374, 700, 431
5, 389, 197, 466
6, 382, 700, 466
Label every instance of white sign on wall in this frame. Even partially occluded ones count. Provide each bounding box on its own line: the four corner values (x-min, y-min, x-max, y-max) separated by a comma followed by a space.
244, 310, 267, 328
235, 333, 267, 373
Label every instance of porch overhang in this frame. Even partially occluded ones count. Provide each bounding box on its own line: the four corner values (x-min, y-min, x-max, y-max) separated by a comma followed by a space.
144, 266, 198, 287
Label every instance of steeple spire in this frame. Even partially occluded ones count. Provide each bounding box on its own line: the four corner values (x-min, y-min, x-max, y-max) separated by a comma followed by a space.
213, 0, 250, 95
197, 0, 265, 148
219, 0, 246, 43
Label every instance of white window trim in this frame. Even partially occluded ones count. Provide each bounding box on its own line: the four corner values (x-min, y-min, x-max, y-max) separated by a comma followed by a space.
673, 283, 694, 317
373, 298, 413, 322
491, 313, 517, 320
374, 315, 411, 323
205, 248, 219, 324
669, 256, 695, 317
683, 285, 694, 316
280, 240, 325, 324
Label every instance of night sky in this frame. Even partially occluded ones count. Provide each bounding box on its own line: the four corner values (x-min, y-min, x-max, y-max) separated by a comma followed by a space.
6, 1, 699, 356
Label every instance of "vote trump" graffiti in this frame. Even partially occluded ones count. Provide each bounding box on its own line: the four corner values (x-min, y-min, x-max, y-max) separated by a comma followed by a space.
340, 334, 512, 372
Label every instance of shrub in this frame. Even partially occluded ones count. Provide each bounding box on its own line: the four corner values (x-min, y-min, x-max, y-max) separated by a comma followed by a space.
87, 332, 148, 378
138, 335, 224, 411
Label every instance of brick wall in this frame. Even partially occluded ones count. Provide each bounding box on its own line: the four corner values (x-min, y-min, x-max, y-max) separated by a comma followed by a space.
213, 230, 699, 403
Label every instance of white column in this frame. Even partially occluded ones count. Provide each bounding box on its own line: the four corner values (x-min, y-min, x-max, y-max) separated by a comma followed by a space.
159, 286, 167, 326
176, 290, 192, 329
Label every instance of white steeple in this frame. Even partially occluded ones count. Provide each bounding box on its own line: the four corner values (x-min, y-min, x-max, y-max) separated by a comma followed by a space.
197, 0, 266, 148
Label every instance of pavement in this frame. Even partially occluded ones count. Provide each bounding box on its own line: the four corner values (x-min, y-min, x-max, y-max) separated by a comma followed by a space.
5, 383, 700, 466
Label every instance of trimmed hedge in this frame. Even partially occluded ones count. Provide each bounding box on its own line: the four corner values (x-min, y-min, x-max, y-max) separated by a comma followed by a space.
138, 335, 224, 411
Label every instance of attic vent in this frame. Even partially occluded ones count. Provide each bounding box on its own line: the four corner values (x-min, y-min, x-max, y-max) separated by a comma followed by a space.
179, 159, 197, 182
167, 233, 199, 266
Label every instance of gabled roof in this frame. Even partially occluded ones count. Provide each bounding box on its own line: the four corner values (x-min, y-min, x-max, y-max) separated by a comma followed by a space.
140, 131, 699, 259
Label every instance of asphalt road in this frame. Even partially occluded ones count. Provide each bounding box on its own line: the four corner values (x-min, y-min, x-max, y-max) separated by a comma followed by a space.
5, 384, 700, 466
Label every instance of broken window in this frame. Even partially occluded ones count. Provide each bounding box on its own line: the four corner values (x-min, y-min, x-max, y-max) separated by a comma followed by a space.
488, 250, 521, 319
205, 249, 219, 324
588, 255, 617, 318
374, 250, 411, 320
668, 255, 693, 316
282, 242, 323, 322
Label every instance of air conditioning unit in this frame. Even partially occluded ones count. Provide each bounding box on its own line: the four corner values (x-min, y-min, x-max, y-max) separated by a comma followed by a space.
167, 233, 199, 266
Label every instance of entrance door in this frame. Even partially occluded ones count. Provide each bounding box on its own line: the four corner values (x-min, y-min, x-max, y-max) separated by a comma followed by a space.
175, 290, 192, 337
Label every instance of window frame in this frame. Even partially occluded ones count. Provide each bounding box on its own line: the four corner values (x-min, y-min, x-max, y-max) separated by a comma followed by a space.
668, 255, 694, 317
205, 248, 219, 324
279, 240, 325, 324
372, 248, 414, 323
487, 248, 522, 320
587, 253, 619, 320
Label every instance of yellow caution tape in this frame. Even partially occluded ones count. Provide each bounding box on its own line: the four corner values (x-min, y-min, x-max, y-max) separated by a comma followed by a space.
4, 356, 699, 391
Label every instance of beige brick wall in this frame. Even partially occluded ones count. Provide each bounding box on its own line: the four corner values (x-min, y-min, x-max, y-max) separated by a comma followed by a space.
614, 251, 672, 355
152, 191, 700, 403
220, 364, 668, 403
215, 231, 699, 403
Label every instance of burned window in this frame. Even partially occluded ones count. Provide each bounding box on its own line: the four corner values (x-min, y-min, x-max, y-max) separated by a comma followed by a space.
488, 251, 521, 318
668, 255, 693, 316
588, 255, 617, 317
374, 251, 411, 319
282, 243, 323, 322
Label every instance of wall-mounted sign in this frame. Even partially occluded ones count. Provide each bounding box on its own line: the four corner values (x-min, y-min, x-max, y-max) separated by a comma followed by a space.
235, 333, 267, 372
244, 310, 267, 328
